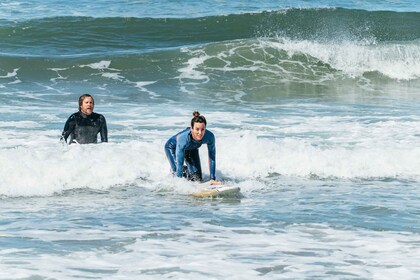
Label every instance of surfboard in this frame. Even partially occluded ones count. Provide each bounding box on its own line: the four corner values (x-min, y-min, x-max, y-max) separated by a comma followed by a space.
191, 185, 241, 198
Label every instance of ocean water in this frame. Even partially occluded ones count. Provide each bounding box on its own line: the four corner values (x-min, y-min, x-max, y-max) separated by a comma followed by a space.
0, 0, 419, 279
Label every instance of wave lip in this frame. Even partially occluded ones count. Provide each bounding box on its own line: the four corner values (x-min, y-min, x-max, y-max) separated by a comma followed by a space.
260, 38, 420, 80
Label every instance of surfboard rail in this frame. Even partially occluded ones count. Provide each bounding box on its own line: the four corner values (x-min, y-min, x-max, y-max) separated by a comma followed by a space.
191, 185, 240, 198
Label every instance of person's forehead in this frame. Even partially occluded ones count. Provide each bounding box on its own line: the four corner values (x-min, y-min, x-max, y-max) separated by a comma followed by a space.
194, 123, 205, 128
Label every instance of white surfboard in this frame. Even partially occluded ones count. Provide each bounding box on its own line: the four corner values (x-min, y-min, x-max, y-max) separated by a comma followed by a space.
191, 185, 241, 198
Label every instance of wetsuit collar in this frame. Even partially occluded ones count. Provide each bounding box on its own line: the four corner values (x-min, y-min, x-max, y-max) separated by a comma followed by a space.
79, 111, 90, 118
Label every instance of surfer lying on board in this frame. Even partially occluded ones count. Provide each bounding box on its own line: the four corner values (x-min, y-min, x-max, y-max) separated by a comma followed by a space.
60, 94, 108, 144
164, 111, 223, 185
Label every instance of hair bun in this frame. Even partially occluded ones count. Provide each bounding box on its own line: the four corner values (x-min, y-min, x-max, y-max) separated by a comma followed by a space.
193, 111, 200, 117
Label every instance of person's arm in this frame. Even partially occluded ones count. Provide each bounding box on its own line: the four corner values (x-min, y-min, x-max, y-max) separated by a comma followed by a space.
61, 114, 76, 144
206, 132, 222, 185
207, 138, 216, 180
99, 115, 108, 142
175, 137, 186, 178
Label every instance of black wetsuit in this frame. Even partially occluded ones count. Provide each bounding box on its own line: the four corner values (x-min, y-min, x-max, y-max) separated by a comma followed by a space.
61, 111, 108, 144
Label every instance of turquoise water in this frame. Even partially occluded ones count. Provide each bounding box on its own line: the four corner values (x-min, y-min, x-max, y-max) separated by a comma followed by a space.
0, 0, 419, 279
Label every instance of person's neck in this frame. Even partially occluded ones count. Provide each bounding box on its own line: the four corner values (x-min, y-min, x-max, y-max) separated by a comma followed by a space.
190, 134, 201, 143
79, 111, 92, 117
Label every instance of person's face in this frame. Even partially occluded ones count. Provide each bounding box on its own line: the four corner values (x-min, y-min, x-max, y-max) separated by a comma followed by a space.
80, 97, 94, 115
191, 122, 206, 141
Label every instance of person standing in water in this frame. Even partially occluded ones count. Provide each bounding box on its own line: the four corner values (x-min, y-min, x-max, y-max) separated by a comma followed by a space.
61, 94, 108, 144
165, 111, 222, 185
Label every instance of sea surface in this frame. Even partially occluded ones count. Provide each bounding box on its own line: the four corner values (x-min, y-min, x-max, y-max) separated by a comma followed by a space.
0, 0, 419, 279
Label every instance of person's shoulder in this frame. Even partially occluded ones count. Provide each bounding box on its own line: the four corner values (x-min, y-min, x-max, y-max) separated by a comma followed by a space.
206, 129, 214, 136
177, 128, 190, 141
203, 129, 215, 144
179, 128, 190, 137
205, 129, 215, 138
92, 112, 106, 119
68, 112, 80, 119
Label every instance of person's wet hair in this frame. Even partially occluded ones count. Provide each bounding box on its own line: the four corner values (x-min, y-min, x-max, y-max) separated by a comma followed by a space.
191, 111, 207, 128
78, 94, 94, 111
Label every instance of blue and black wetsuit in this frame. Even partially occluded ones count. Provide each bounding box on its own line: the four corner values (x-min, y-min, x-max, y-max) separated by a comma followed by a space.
61, 111, 108, 144
164, 127, 216, 181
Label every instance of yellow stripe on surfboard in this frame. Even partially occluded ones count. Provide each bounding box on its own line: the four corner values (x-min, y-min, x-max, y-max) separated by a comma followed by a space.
191, 185, 240, 197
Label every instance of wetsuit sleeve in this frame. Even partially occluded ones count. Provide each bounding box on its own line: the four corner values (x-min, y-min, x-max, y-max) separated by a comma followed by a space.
164, 137, 177, 173
61, 114, 76, 144
175, 133, 188, 178
99, 115, 108, 142
207, 133, 216, 180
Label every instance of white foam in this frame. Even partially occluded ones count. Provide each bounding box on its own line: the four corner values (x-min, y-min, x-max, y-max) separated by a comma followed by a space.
131, 81, 160, 98
101, 72, 124, 81
0, 100, 419, 197
218, 133, 420, 179
81, 60, 111, 70
7, 79, 21, 84
48, 68, 68, 83
0, 141, 166, 197
177, 49, 210, 81
1, 125, 419, 197
0, 68, 19, 79
0, 222, 418, 278
262, 38, 420, 80
134, 81, 156, 88
0, 121, 42, 128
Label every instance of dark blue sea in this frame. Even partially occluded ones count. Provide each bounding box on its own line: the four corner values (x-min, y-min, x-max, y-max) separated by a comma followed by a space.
0, 0, 419, 279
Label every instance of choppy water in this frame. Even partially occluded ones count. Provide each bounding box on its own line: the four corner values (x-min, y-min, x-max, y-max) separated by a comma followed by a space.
0, 0, 419, 279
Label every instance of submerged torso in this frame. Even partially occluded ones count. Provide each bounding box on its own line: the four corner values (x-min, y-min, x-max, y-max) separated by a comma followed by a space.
62, 112, 108, 144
